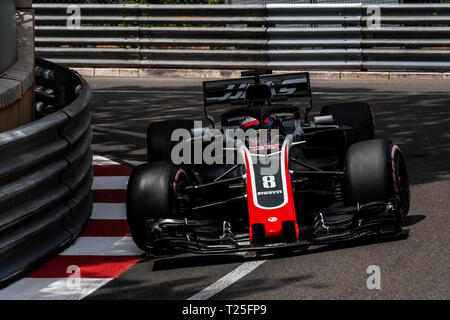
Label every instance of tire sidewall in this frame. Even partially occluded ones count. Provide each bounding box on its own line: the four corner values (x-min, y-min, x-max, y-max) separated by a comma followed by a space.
390, 144, 410, 223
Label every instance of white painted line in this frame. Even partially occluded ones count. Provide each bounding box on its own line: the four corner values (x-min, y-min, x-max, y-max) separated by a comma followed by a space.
92, 125, 146, 139
187, 260, 266, 300
93, 155, 120, 165
0, 278, 112, 300
92, 176, 128, 190
92, 203, 127, 220
60, 237, 143, 256
122, 160, 146, 167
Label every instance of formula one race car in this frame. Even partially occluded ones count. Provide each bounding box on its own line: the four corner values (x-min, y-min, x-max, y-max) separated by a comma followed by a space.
126, 70, 410, 255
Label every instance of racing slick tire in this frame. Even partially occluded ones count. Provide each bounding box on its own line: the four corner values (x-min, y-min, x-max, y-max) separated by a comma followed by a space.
147, 120, 194, 162
126, 162, 190, 251
320, 101, 375, 142
344, 139, 410, 223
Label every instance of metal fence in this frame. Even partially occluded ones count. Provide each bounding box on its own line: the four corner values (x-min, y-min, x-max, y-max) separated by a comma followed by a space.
0, 59, 92, 287
33, 4, 450, 71
230, 1, 399, 4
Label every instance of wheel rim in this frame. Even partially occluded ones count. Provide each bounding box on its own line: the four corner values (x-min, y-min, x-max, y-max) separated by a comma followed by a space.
172, 169, 190, 215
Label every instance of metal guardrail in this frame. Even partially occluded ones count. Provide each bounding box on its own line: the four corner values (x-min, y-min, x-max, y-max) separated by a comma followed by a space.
0, 58, 92, 287
33, 4, 268, 69
33, 4, 450, 71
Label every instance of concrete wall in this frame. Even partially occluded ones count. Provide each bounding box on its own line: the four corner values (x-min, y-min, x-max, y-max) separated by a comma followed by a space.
0, 1, 35, 133
0, 0, 17, 76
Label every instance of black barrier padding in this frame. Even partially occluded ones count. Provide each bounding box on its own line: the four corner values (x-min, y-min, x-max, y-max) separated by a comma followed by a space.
0, 182, 70, 234
60, 106, 91, 144
0, 204, 69, 256
61, 148, 93, 190
62, 172, 94, 237
0, 58, 93, 287
64, 126, 92, 164
0, 159, 68, 209
0, 135, 68, 180
0, 211, 71, 288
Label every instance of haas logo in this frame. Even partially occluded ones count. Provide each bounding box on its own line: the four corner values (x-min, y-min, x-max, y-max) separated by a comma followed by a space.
206, 78, 304, 102
268, 217, 278, 222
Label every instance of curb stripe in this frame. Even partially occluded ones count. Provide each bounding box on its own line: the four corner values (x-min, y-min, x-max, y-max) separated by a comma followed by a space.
59, 237, 143, 256
92, 189, 127, 203
92, 203, 127, 220
80, 220, 131, 237
93, 155, 119, 165
92, 176, 129, 190
93, 165, 132, 176
0, 278, 113, 300
28, 256, 140, 279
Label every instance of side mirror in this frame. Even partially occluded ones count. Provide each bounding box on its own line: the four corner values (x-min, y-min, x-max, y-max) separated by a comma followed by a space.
313, 115, 334, 125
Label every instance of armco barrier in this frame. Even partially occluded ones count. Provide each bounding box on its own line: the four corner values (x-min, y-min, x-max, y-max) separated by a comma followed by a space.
32, 3, 450, 71
0, 58, 92, 287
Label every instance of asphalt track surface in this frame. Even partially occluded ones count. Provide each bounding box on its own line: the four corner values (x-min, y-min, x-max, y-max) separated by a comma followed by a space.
86, 77, 449, 300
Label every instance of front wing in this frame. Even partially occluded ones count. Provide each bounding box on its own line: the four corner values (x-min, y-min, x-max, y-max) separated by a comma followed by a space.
143, 199, 408, 255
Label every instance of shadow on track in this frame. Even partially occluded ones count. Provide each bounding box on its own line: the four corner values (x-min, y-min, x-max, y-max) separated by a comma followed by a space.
152, 254, 246, 272
403, 214, 426, 227
87, 275, 209, 300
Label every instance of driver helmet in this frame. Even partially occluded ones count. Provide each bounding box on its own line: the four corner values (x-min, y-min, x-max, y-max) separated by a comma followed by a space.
241, 114, 277, 131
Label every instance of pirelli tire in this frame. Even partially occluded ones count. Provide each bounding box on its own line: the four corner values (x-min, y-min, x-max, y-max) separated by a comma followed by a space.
344, 139, 410, 224
147, 120, 194, 162
126, 162, 190, 251
320, 101, 376, 142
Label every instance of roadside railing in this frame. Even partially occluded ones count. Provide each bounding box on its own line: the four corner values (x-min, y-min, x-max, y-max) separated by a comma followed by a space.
0, 58, 92, 287
32, 3, 450, 71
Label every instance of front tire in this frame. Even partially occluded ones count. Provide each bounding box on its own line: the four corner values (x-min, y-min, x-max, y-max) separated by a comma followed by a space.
126, 162, 189, 250
344, 139, 410, 223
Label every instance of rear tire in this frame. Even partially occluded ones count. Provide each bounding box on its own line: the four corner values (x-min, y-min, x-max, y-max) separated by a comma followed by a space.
147, 120, 194, 162
126, 162, 189, 250
321, 101, 375, 142
344, 139, 410, 223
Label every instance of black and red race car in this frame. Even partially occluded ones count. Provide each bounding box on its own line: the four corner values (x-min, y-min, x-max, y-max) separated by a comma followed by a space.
126, 70, 410, 255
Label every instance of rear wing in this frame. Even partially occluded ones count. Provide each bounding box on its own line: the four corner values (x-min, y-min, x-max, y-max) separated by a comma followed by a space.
203, 72, 312, 107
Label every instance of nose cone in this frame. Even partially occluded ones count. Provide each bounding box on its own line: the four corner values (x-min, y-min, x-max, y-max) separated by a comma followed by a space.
242, 140, 299, 244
